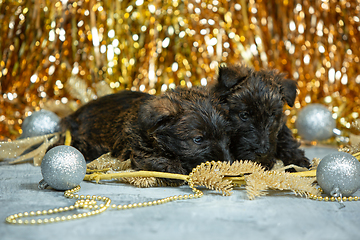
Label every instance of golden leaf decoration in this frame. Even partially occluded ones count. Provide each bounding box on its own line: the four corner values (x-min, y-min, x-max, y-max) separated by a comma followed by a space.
189, 160, 319, 199
189, 160, 264, 196
245, 170, 319, 200
0, 133, 61, 166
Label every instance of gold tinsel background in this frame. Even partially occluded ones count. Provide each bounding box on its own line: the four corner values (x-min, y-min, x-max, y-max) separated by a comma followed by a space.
1, 0, 360, 141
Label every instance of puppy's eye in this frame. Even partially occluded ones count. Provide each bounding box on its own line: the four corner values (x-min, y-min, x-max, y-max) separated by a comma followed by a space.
193, 136, 204, 145
238, 112, 249, 121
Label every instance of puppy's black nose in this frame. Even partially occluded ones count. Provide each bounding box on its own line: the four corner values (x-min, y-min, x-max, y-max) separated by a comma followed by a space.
255, 151, 264, 157
255, 147, 269, 156
256, 139, 269, 156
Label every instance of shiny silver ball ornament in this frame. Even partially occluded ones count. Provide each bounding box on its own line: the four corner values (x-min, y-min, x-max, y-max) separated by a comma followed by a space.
296, 104, 336, 141
21, 109, 61, 138
39, 145, 86, 191
317, 152, 360, 197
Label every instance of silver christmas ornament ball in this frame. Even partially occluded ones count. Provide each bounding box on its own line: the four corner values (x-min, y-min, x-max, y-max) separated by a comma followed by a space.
21, 109, 61, 138
39, 145, 86, 190
316, 152, 360, 197
296, 104, 336, 141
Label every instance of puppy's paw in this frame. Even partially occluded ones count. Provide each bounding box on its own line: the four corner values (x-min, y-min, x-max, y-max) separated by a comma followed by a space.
293, 155, 311, 169
132, 156, 188, 174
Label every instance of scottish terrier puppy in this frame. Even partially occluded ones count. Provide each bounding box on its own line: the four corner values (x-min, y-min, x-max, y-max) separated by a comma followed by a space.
61, 87, 233, 175
212, 65, 310, 170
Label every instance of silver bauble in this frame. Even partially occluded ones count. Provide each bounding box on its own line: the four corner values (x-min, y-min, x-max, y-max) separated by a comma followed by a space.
21, 109, 61, 138
316, 152, 360, 197
39, 145, 86, 190
296, 104, 336, 141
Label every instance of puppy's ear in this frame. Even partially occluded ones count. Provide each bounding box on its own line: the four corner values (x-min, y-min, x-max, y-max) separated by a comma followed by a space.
213, 65, 253, 102
217, 65, 252, 89
138, 96, 180, 131
280, 78, 298, 107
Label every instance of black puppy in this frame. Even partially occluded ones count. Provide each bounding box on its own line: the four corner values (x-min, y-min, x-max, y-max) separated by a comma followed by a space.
61, 87, 233, 175
212, 65, 310, 170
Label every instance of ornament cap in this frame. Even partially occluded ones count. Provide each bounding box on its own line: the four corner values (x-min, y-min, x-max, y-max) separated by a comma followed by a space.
330, 186, 341, 198
38, 179, 49, 190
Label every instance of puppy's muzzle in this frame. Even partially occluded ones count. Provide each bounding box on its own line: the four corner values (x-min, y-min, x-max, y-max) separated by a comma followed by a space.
255, 138, 270, 157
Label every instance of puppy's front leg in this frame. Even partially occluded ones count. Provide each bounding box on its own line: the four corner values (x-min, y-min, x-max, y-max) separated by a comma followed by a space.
275, 124, 311, 168
132, 156, 186, 174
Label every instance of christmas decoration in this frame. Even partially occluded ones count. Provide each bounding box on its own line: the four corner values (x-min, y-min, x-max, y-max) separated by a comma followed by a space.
339, 119, 360, 155
19, 109, 61, 138
3, 0, 360, 226
1, 1, 360, 142
316, 151, 360, 197
0, 133, 60, 166
296, 103, 336, 141
39, 145, 86, 190
85, 154, 319, 199
6, 151, 360, 225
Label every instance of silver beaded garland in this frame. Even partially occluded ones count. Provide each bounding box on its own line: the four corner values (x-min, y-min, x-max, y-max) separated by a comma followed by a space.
296, 104, 336, 141
20, 109, 61, 138
316, 152, 360, 197
39, 145, 86, 191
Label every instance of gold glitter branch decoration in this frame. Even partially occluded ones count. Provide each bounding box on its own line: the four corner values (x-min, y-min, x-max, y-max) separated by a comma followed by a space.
189, 161, 319, 199
189, 160, 263, 196
0, 133, 61, 166
85, 160, 320, 200
245, 170, 319, 200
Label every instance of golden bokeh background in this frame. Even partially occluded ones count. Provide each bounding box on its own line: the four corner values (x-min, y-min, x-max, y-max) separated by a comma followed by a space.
1, 0, 360, 141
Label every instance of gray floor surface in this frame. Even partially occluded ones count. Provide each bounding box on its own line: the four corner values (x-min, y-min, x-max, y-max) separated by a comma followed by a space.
1, 146, 360, 240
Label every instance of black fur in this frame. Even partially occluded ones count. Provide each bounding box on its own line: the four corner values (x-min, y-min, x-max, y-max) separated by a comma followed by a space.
212, 65, 310, 170
61, 88, 233, 175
